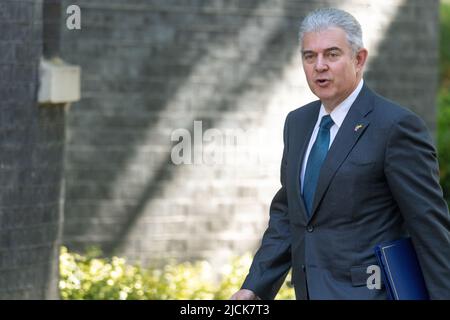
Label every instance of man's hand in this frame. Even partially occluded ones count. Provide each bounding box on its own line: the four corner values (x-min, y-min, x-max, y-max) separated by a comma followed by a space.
230, 289, 261, 300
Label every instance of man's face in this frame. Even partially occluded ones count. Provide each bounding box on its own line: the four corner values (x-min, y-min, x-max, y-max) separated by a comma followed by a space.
301, 27, 367, 111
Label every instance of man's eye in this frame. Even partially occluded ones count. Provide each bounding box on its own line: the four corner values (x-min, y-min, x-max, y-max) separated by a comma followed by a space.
328, 52, 339, 58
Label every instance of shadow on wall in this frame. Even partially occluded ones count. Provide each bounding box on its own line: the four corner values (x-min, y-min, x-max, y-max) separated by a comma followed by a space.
61, 0, 328, 259
363, 0, 439, 131
60, 0, 438, 264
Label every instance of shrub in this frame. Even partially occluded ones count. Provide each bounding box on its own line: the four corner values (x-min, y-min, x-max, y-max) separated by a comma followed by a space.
439, 2, 450, 203
438, 89, 450, 202
59, 247, 295, 300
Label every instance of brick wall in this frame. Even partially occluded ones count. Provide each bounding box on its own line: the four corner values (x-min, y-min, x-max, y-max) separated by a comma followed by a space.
0, 0, 65, 299
60, 0, 439, 270
363, 0, 440, 130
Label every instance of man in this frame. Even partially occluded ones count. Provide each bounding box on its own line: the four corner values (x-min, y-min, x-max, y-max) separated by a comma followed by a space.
231, 8, 450, 300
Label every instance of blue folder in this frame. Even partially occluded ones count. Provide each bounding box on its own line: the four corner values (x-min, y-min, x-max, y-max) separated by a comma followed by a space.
374, 237, 429, 300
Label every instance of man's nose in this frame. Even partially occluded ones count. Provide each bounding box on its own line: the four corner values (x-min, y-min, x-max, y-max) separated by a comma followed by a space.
314, 56, 328, 72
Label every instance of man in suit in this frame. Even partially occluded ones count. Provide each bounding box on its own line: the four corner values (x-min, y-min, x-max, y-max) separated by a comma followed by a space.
231, 8, 450, 300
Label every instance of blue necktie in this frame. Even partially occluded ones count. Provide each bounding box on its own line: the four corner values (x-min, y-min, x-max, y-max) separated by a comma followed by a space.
303, 115, 334, 217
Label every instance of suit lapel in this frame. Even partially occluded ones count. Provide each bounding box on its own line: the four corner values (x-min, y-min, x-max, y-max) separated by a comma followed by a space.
308, 84, 374, 221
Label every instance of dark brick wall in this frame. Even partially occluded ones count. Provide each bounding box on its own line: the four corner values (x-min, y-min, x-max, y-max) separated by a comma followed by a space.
60, 0, 439, 268
364, 0, 440, 130
0, 0, 65, 299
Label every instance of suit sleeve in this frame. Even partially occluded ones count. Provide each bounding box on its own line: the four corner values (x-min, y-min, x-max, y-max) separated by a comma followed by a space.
384, 112, 450, 299
241, 112, 293, 300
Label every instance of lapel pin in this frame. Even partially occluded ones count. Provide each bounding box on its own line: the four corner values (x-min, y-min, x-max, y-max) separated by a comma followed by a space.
354, 124, 363, 132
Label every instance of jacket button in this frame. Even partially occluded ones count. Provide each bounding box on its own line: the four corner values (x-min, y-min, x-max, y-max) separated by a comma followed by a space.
306, 225, 314, 233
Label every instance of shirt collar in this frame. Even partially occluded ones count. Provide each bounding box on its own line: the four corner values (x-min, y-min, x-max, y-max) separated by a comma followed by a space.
318, 78, 364, 128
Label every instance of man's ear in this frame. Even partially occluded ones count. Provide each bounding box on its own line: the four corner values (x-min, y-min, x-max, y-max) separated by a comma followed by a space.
355, 48, 368, 73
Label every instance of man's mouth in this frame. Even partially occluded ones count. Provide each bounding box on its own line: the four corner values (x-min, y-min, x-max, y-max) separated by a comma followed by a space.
315, 79, 330, 87
316, 78, 330, 87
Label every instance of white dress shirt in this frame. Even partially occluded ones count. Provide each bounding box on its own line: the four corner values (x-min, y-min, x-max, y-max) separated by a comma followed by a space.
300, 79, 364, 193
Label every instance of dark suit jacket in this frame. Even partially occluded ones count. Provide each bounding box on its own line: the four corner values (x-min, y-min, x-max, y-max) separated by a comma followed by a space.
242, 84, 450, 300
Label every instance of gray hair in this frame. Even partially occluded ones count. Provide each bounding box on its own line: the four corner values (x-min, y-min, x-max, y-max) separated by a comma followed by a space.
299, 8, 364, 55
